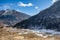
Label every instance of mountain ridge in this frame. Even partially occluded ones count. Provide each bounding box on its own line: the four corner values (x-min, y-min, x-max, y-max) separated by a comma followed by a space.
14, 0, 60, 31
0, 9, 30, 26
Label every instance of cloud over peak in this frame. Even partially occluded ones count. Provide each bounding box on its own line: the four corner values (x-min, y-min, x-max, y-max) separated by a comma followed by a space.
52, 0, 58, 3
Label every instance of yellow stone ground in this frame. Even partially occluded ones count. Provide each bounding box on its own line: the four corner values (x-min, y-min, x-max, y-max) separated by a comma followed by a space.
0, 26, 60, 40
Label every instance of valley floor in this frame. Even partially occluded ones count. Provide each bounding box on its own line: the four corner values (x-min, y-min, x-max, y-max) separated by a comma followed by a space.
0, 26, 60, 40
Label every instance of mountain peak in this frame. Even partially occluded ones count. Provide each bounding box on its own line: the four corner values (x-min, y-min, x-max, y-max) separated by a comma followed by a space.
2, 9, 15, 15
14, 0, 60, 31
54, 0, 60, 3
0, 9, 30, 26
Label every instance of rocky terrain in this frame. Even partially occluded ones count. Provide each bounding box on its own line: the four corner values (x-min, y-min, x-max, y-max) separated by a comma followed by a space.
0, 0, 60, 40
14, 0, 60, 31
0, 25, 60, 40
0, 9, 30, 26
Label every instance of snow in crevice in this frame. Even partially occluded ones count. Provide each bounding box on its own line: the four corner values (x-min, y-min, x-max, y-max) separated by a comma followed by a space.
34, 29, 60, 35
4, 27, 60, 38
18, 29, 60, 38
2, 9, 13, 15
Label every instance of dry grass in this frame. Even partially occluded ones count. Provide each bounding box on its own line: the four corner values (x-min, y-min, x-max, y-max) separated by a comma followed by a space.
0, 26, 60, 40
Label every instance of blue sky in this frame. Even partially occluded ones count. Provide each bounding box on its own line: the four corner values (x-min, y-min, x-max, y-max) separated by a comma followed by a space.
0, 0, 57, 16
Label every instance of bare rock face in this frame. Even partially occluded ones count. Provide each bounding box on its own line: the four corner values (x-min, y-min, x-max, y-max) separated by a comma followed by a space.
0, 9, 30, 26
14, 0, 60, 31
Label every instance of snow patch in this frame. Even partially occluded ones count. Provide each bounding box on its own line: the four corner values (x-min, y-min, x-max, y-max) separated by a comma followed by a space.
38, 29, 60, 35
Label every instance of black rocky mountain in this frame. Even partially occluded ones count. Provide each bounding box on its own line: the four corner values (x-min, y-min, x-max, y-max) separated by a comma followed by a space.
14, 0, 60, 31
0, 9, 30, 26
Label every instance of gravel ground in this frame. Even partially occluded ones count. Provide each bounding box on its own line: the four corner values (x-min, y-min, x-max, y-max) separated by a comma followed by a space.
0, 26, 60, 40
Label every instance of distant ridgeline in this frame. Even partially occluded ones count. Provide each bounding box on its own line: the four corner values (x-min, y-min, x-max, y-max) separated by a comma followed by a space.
14, 0, 60, 32
0, 9, 30, 26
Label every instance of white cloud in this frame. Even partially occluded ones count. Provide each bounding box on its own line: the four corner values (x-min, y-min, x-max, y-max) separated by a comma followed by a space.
1, 3, 13, 10
15, 9, 21, 12
35, 6, 39, 9
3, 5, 11, 10
52, 0, 58, 3
35, 6, 40, 10
18, 2, 33, 7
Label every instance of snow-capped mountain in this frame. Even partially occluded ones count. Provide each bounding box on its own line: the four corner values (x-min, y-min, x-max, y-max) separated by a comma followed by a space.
0, 9, 30, 26
14, 0, 60, 31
